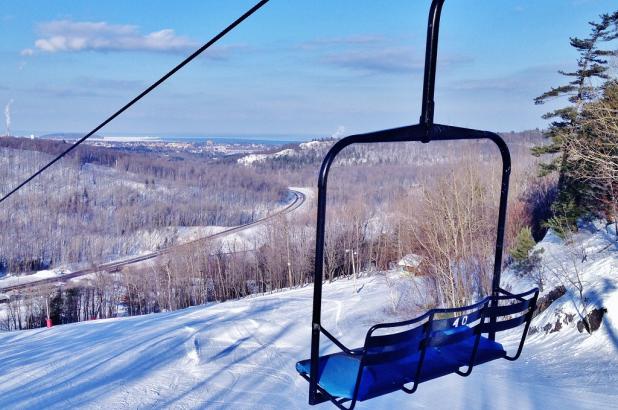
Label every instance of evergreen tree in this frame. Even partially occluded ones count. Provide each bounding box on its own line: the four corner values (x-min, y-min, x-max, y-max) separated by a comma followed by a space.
49, 289, 64, 326
510, 227, 545, 288
565, 81, 618, 232
533, 11, 618, 234
510, 227, 536, 262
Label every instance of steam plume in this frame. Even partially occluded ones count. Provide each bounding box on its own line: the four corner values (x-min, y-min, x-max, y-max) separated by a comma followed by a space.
331, 125, 345, 139
4, 99, 13, 137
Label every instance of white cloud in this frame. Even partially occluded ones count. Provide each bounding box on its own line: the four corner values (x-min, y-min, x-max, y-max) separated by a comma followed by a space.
32, 20, 197, 53
20, 48, 34, 56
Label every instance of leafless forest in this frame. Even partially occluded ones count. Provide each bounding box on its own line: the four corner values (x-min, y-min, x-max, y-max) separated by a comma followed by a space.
0, 130, 554, 331
0, 137, 287, 273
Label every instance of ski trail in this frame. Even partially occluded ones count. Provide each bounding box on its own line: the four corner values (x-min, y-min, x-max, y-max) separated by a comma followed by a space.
2, 270, 617, 409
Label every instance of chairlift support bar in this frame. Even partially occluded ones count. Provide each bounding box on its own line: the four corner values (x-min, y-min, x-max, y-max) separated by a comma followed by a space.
309, 0, 511, 404
420, 0, 445, 140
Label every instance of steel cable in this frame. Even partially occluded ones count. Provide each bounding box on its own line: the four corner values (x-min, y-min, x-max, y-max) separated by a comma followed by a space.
0, 0, 270, 205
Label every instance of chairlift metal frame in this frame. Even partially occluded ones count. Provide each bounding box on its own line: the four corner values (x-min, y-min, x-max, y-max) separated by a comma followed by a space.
303, 0, 535, 406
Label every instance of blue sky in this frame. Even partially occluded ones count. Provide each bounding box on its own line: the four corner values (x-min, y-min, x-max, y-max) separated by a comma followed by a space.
1, 0, 616, 139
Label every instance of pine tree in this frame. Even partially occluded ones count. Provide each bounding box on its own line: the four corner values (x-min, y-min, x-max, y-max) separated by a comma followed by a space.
510, 227, 536, 262
533, 12, 618, 233
565, 80, 618, 232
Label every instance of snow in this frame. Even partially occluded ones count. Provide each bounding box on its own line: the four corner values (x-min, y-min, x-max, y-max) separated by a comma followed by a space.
0, 187, 309, 295
274, 148, 297, 158
299, 140, 331, 150
214, 225, 264, 253
237, 149, 291, 165
503, 220, 617, 342
1, 221, 616, 409
0, 224, 192, 290
290, 186, 314, 204
398, 253, 423, 269
1, 268, 617, 409
238, 153, 269, 165
191, 187, 311, 254
237, 149, 298, 166
0, 268, 66, 289
175, 226, 231, 244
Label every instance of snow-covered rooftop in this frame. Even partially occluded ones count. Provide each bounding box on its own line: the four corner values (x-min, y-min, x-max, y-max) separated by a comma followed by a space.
397, 253, 423, 268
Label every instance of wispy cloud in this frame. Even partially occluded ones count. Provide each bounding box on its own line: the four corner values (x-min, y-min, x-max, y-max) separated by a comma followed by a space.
298, 34, 470, 76
447, 65, 561, 94
72, 76, 145, 90
26, 20, 197, 54
299, 35, 385, 50
323, 47, 472, 75
323, 47, 422, 74
23, 85, 110, 98
15, 76, 147, 99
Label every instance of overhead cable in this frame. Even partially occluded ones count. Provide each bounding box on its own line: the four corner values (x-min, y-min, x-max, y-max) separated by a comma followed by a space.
0, 0, 270, 205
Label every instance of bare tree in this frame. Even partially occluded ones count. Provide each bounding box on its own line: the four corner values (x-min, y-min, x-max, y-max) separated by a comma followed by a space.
545, 243, 592, 333
412, 165, 496, 308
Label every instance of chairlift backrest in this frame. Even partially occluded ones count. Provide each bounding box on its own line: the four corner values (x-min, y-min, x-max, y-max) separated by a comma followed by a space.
363, 314, 430, 365
482, 289, 538, 334
427, 300, 487, 348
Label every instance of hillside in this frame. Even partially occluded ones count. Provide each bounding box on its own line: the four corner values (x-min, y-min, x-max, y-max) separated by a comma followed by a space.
0, 141, 287, 275
0, 222, 616, 409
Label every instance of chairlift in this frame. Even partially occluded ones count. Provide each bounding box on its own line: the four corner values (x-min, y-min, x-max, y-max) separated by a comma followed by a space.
295, 1, 540, 408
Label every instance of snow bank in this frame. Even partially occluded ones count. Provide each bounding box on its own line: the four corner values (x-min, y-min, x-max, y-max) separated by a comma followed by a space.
238, 153, 270, 165
499, 220, 618, 404
299, 140, 332, 151
238, 149, 298, 166
503, 221, 617, 341
175, 226, 231, 244
0, 268, 66, 289
238, 140, 333, 166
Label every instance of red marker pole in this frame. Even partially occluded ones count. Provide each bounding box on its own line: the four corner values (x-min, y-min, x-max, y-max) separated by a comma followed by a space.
45, 296, 52, 328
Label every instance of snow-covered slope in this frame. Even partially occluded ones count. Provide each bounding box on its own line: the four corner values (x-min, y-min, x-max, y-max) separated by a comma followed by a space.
237, 140, 333, 166
1, 255, 617, 410
504, 221, 617, 344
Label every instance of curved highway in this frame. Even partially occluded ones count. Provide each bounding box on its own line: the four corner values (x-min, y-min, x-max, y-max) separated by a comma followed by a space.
0, 189, 306, 293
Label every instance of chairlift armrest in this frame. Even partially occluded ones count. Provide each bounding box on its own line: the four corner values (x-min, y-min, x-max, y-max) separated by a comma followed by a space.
321, 327, 362, 355
496, 287, 525, 302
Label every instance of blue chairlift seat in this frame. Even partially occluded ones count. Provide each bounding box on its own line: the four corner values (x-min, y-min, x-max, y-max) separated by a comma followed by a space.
296, 288, 538, 409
